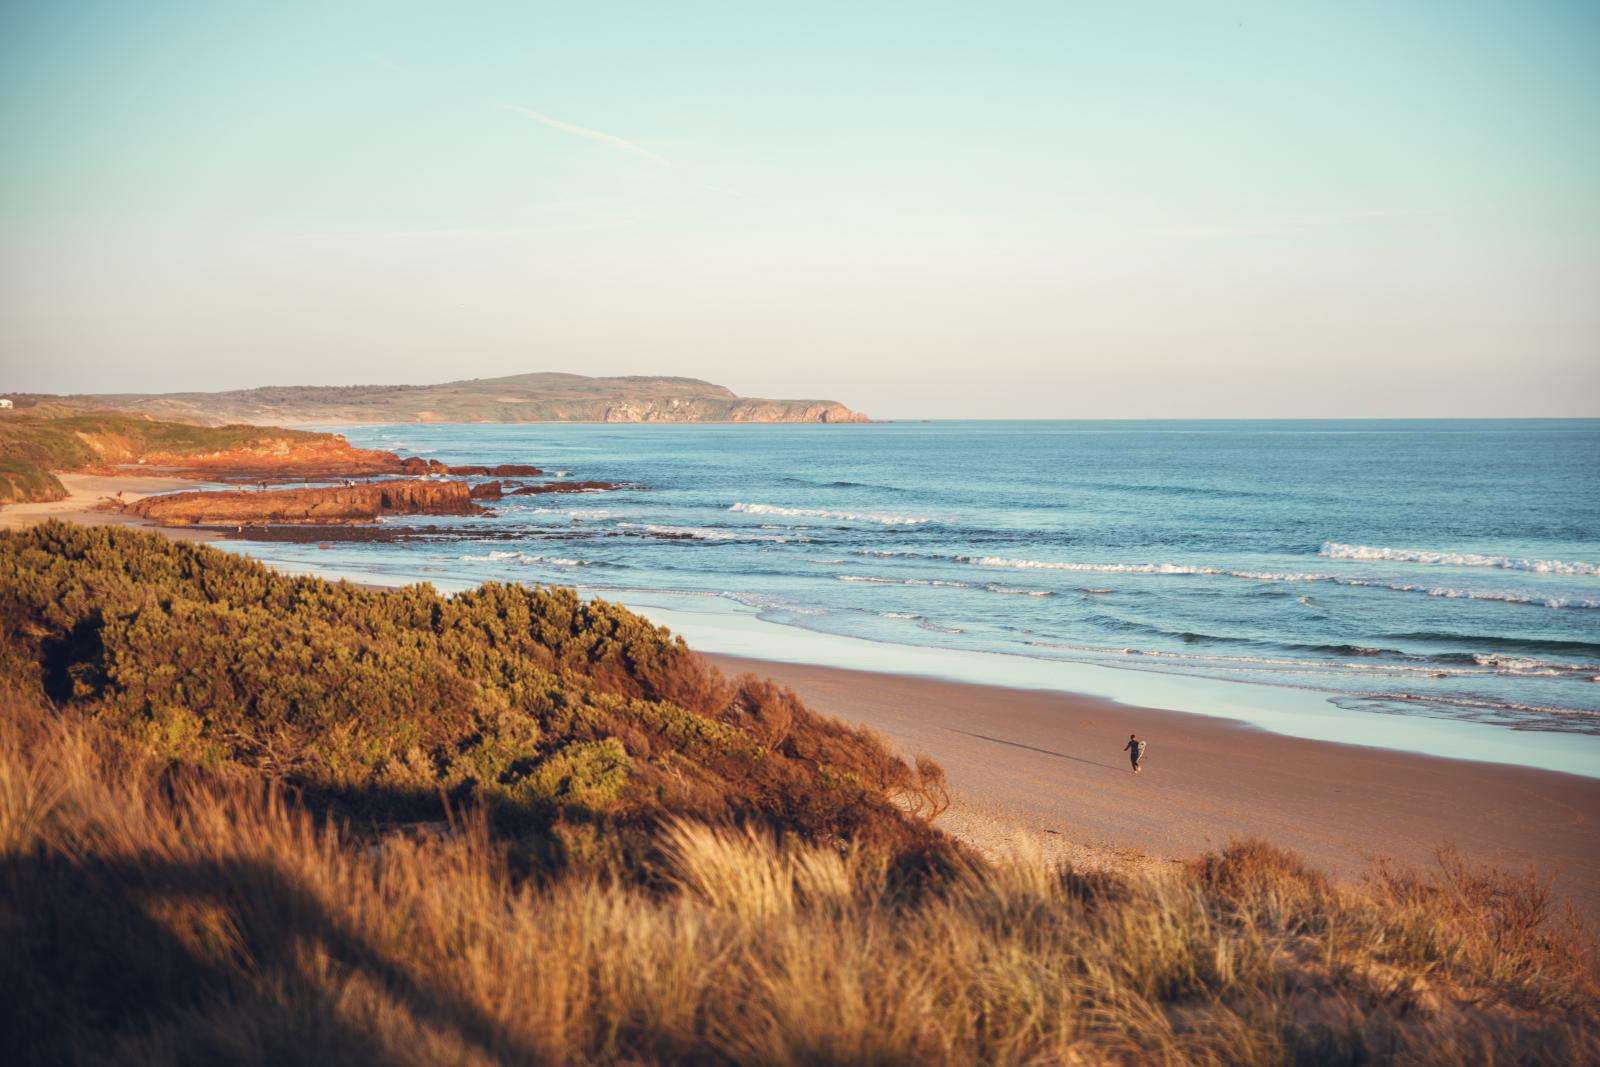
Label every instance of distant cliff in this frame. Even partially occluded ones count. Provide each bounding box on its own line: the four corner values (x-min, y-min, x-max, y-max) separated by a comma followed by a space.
31, 372, 870, 426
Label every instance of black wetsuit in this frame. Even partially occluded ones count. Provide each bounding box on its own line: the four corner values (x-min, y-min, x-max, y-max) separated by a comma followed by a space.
1124, 738, 1146, 769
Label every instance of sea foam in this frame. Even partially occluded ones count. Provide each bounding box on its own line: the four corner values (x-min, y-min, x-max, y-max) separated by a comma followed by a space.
1319, 542, 1600, 576
950, 556, 1600, 608
460, 550, 593, 567
730, 502, 930, 525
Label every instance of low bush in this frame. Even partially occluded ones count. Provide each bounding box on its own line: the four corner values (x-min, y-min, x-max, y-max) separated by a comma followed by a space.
0, 522, 950, 871
0, 457, 65, 504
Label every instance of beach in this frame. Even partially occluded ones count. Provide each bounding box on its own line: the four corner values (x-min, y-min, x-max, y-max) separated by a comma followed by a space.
7, 472, 1599, 922
0, 473, 218, 541
708, 654, 1600, 921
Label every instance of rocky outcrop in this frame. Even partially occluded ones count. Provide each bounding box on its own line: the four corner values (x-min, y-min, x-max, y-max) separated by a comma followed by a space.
509, 481, 624, 495
129, 480, 484, 526
448, 463, 545, 476
400, 457, 451, 476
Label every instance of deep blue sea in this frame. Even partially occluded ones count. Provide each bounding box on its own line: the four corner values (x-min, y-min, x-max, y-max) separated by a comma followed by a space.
225, 420, 1600, 773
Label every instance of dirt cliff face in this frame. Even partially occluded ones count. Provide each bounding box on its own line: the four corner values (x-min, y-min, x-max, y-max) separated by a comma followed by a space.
137, 438, 408, 480
598, 399, 868, 423
128, 480, 484, 526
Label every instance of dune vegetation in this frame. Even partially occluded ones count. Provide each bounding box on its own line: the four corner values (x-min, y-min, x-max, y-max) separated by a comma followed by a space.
0, 411, 406, 503
0, 456, 66, 504
0, 411, 327, 470
2, 523, 1596, 1064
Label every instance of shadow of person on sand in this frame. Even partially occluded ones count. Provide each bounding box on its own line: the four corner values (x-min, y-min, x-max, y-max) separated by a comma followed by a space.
948, 728, 1123, 773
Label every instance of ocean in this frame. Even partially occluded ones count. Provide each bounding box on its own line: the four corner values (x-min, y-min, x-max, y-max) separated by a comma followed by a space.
222, 420, 1600, 776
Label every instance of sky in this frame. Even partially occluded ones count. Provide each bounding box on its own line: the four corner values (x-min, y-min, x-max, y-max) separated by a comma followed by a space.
1, 1, 1597, 418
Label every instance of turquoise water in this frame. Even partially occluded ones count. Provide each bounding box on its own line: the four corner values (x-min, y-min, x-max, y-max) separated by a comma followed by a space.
222, 420, 1600, 775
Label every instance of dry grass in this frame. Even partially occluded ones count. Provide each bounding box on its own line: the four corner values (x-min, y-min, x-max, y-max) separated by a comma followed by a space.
4, 697, 1595, 1066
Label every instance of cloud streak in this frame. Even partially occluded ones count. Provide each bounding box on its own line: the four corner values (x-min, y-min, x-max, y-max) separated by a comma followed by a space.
496, 102, 673, 167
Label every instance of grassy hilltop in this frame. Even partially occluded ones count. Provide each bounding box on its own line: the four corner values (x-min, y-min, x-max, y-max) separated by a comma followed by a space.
0, 411, 404, 503
19, 371, 871, 426
2, 524, 1596, 1064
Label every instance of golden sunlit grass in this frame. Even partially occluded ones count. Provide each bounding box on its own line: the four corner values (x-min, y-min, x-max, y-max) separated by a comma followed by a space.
4, 695, 1595, 1066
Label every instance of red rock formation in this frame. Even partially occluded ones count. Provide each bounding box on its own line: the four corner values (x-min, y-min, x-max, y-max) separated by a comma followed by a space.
509, 481, 623, 495
448, 463, 544, 476
399, 456, 451, 475
467, 481, 505, 500
129, 480, 484, 526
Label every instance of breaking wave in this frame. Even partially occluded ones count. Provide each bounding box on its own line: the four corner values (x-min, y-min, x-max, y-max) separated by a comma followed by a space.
834, 573, 1051, 597
949, 556, 1600, 608
459, 550, 602, 568
622, 523, 797, 543
843, 549, 1600, 608
1319, 542, 1600, 576
730, 502, 930, 525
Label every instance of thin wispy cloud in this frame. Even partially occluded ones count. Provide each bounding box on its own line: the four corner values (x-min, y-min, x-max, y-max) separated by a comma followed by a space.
496, 102, 674, 167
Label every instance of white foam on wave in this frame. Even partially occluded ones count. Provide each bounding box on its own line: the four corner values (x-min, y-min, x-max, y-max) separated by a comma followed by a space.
460, 550, 591, 567
623, 523, 796, 543
834, 573, 1049, 597
1320, 542, 1600, 576
1366, 583, 1600, 610
953, 556, 1600, 609
1470, 653, 1600, 676
1027, 638, 1599, 683
730, 502, 930, 525
984, 583, 1053, 596
966, 556, 1218, 575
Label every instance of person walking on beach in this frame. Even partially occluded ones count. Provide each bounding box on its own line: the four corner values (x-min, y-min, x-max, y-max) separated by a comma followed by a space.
1124, 733, 1146, 774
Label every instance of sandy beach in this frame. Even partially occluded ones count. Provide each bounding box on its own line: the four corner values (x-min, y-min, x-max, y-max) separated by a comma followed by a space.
709, 654, 1600, 921
0, 473, 219, 541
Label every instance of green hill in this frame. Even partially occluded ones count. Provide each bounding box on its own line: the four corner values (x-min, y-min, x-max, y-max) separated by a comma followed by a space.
18, 371, 870, 425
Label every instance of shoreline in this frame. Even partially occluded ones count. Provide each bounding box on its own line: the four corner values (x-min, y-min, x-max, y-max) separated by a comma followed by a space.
6, 474, 1598, 918
0, 472, 221, 541
708, 653, 1600, 921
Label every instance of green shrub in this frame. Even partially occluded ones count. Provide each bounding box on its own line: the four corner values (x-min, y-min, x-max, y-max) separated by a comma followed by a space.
0, 458, 65, 504
0, 521, 949, 872
0, 412, 329, 470
518, 737, 631, 812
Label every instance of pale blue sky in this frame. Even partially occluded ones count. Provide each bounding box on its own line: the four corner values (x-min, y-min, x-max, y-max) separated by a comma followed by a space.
2, 1, 1597, 416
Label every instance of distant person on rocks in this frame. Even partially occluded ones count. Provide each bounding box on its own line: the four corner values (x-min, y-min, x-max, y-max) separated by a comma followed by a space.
1123, 733, 1146, 774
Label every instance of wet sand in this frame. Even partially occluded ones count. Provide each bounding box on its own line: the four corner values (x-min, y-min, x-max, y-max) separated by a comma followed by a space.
709, 654, 1600, 921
